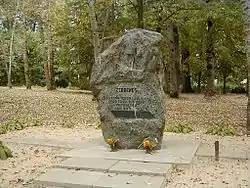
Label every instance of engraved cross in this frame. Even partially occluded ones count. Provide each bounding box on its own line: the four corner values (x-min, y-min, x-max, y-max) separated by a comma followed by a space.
131, 47, 137, 70
127, 47, 137, 70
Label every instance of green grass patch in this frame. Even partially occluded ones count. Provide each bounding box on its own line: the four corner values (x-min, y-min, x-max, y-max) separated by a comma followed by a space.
165, 123, 193, 134
206, 124, 236, 136
0, 140, 13, 160
0, 119, 41, 135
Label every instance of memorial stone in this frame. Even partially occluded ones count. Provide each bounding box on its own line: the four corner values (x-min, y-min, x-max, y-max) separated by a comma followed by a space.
91, 29, 165, 149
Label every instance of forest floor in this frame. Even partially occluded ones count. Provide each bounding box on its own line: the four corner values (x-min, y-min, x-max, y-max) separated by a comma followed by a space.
0, 87, 249, 188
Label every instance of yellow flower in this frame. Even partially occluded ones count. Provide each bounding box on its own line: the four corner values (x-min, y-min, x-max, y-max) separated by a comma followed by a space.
143, 140, 153, 149
107, 138, 114, 145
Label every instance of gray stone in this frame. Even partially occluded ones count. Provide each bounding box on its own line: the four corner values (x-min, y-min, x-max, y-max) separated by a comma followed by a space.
93, 173, 166, 188
34, 168, 165, 188
109, 161, 172, 176
58, 137, 199, 165
55, 158, 118, 172
34, 168, 103, 188
90, 29, 165, 149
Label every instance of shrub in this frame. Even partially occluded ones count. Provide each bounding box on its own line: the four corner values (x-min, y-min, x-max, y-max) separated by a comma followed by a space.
0, 141, 13, 160
231, 87, 246, 94
206, 125, 236, 136
165, 123, 193, 134
0, 119, 41, 135
55, 79, 69, 88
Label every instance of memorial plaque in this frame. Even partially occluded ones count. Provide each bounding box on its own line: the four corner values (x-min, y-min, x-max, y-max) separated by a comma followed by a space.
91, 29, 165, 149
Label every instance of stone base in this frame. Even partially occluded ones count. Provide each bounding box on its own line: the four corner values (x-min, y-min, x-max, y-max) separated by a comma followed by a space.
102, 119, 164, 149
58, 136, 199, 165
32, 137, 199, 188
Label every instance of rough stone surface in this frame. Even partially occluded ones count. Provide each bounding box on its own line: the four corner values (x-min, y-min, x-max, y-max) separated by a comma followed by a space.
90, 29, 165, 149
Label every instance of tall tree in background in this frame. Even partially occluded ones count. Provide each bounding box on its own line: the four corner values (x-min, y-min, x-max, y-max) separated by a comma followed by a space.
168, 21, 181, 98
242, 0, 250, 135
88, 0, 117, 62
43, 0, 56, 90
21, 0, 36, 89
205, 16, 215, 96
128, 0, 144, 28
204, 0, 216, 96
88, 0, 101, 63
6, 1, 19, 88
23, 23, 31, 89
7, 19, 16, 89
137, 0, 144, 28
182, 49, 193, 93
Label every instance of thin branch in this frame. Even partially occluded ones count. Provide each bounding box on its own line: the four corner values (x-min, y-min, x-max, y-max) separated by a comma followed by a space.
128, 0, 138, 13
102, 7, 110, 39
163, 7, 201, 22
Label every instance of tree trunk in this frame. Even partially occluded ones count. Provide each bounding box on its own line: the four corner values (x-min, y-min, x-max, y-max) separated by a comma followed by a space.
88, 0, 101, 63
163, 58, 170, 94
44, 1, 55, 91
7, 22, 16, 89
46, 25, 55, 90
197, 71, 202, 93
182, 49, 193, 93
242, 0, 250, 135
168, 22, 181, 98
23, 25, 31, 89
205, 18, 215, 96
137, 0, 144, 29
223, 74, 227, 94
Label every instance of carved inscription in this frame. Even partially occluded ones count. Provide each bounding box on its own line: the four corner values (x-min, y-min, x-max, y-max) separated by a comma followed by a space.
109, 86, 154, 119
110, 96, 144, 111
116, 87, 137, 93
110, 87, 140, 111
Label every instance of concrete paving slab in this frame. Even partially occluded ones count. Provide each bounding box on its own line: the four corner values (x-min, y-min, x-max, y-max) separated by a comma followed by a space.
109, 161, 172, 176
34, 168, 103, 188
34, 168, 166, 188
58, 138, 199, 165
93, 173, 165, 188
247, 151, 250, 160
196, 145, 247, 160
3, 137, 105, 149
55, 158, 118, 172
3, 135, 195, 149
248, 160, 250, 188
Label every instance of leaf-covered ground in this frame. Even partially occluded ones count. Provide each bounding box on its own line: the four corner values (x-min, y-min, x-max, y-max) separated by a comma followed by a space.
0, 87, 247, 134
0, 87, 249, 188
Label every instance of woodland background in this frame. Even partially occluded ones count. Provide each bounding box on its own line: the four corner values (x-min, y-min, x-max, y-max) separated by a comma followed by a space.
0, 0, 247, 96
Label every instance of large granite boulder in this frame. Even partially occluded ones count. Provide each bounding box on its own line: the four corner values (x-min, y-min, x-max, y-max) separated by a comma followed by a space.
91, 29, 165, 149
